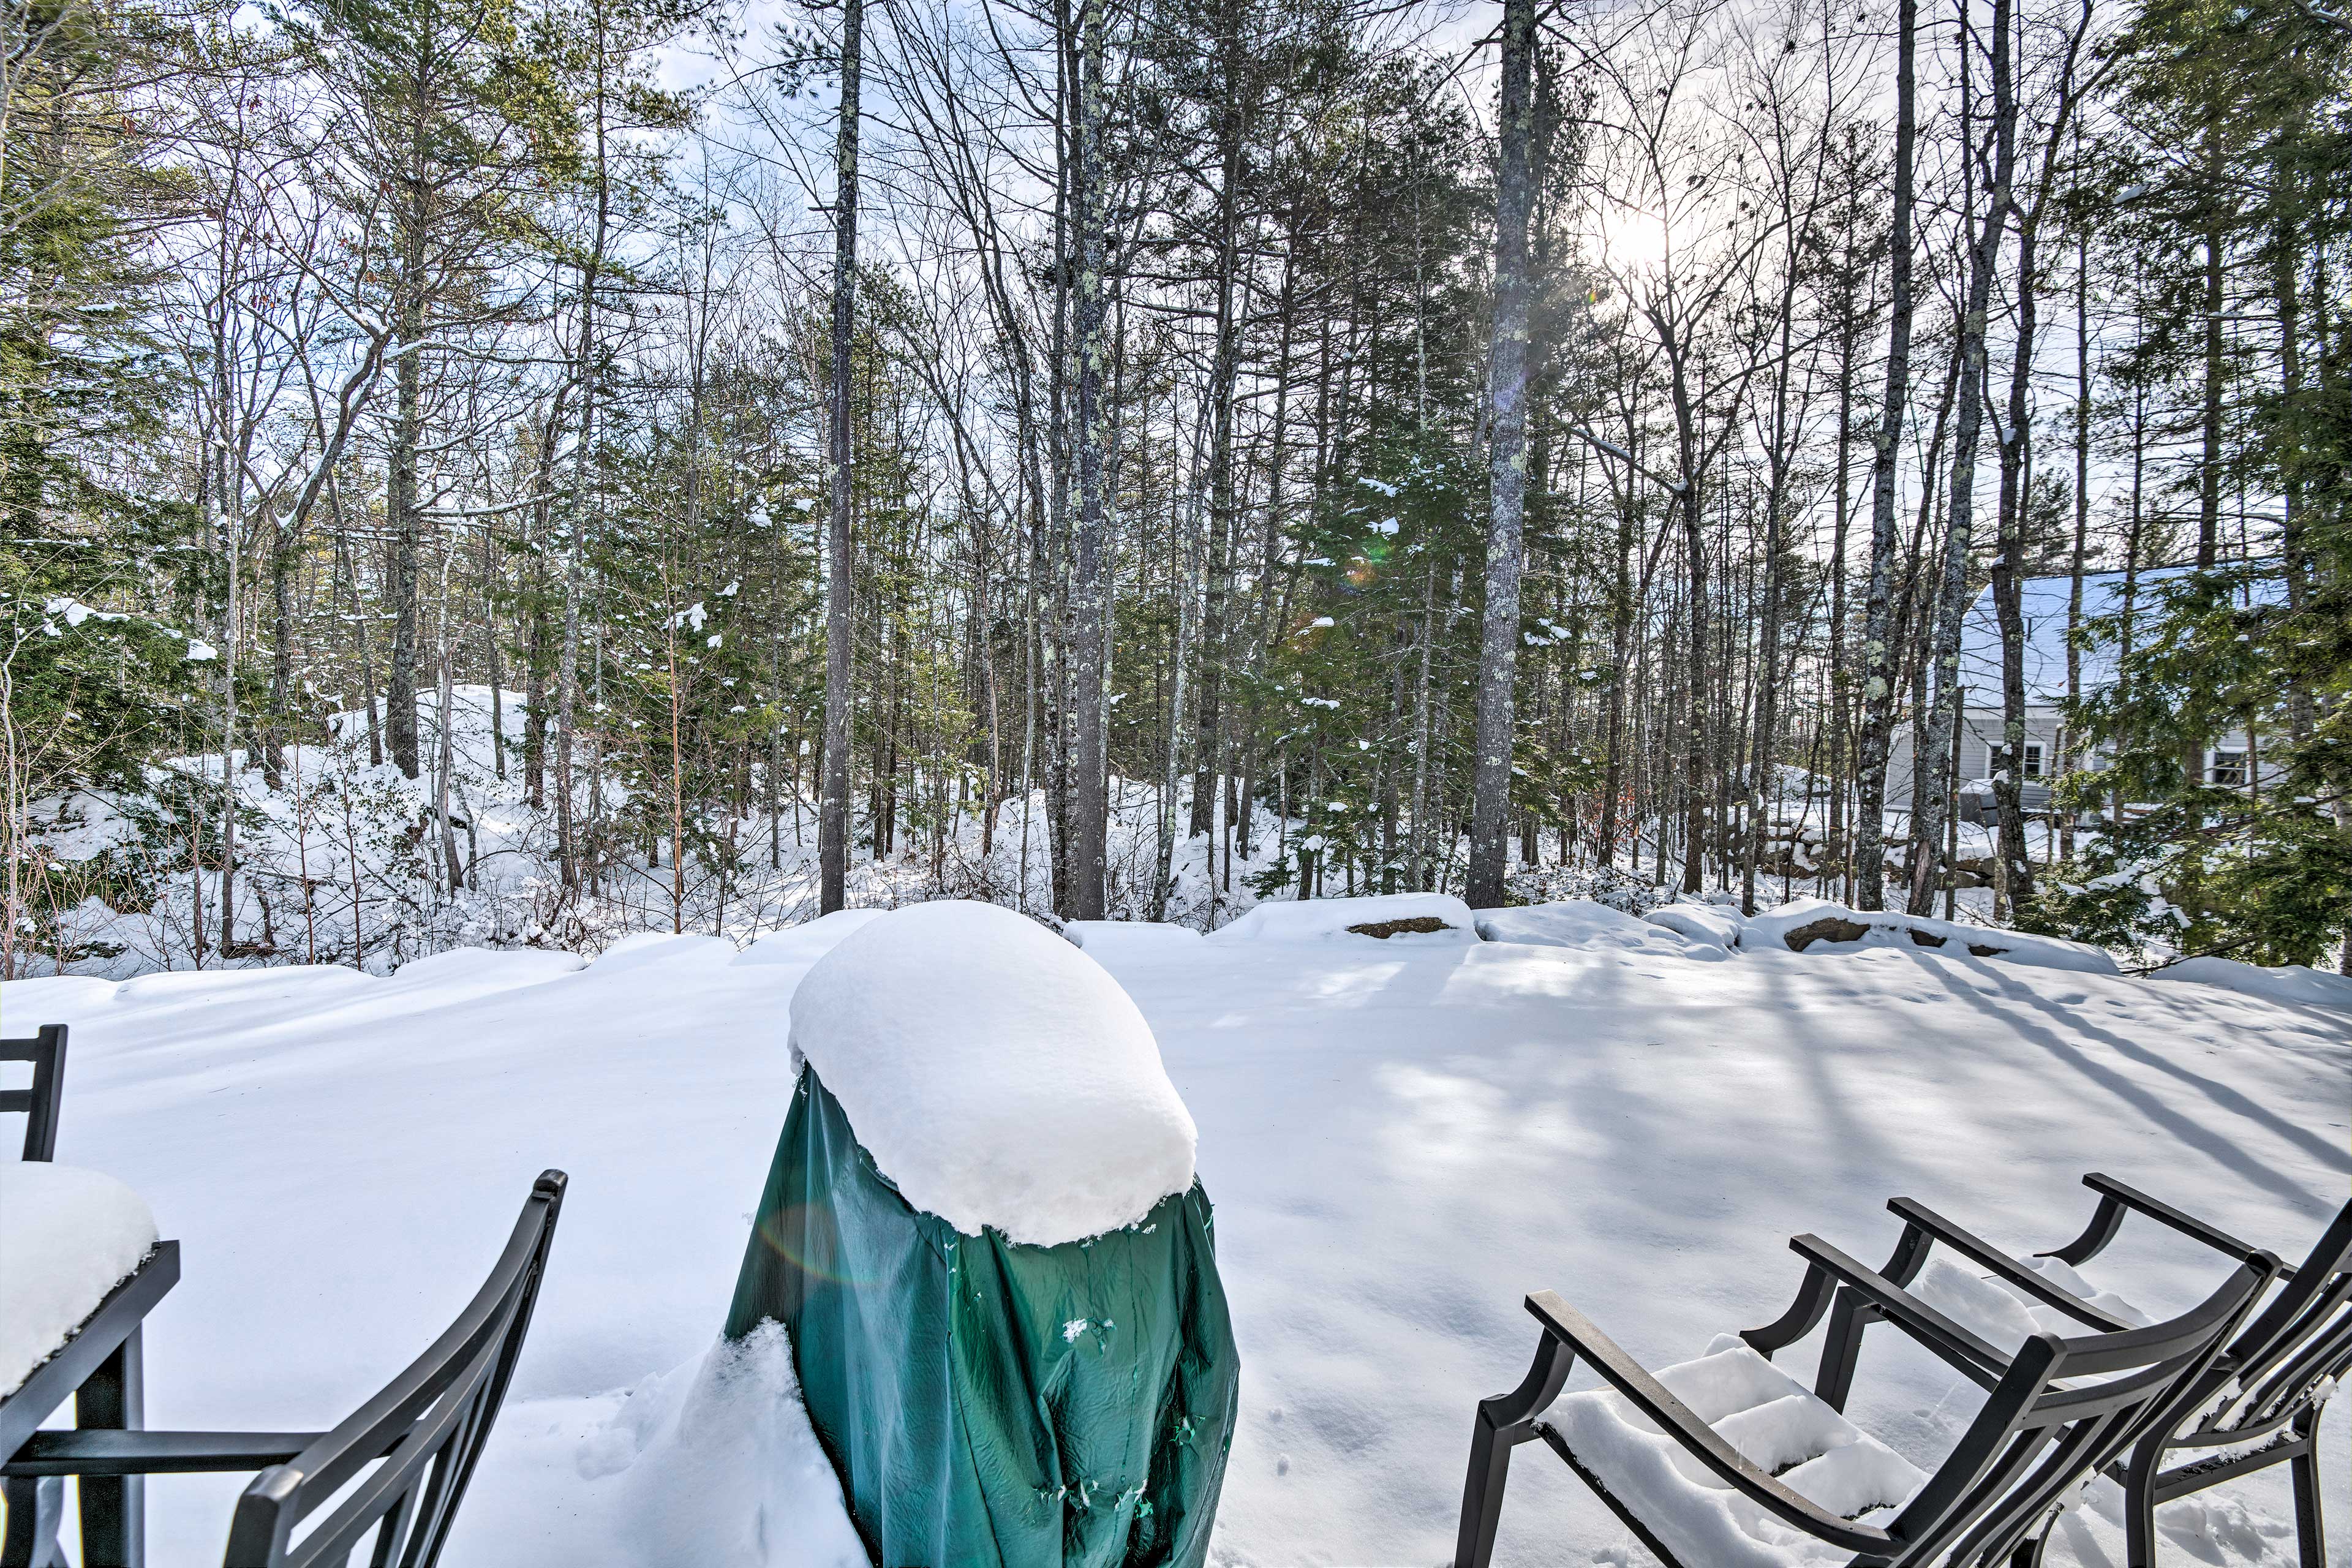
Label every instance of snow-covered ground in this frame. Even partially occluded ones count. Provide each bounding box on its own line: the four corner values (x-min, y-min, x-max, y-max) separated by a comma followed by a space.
3, 907, 2345, 1566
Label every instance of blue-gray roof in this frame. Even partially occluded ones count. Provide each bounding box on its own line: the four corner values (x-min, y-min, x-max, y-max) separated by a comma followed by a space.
1957, 565, 2285, 707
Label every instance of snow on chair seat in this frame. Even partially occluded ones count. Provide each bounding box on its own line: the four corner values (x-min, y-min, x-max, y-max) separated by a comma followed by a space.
1542, 1339, 1925, 1568
1452, 1245, 2278, 1568
1751, 1177, 2352, 1568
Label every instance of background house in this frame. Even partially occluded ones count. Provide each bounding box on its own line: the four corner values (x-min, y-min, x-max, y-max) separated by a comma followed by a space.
1885, 567, 2275, 822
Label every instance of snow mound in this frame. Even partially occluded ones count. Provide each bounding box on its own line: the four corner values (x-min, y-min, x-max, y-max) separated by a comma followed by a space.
1645, 902, 1746, 951
1210, 892, 1477, 944
2154, 957, 2352, 1012
393, 948, 587, 986
1, 1164, 159, 1393
570, 1324, 864, 1567
1743, 899, 2119, 975
1547, 1336, 1925, 1568
731, 910, 889, 968
787, 900, 1196, 1246
1062, 920, 1206, 962
592, 933, 738, 973
1475, 900, 1730, 962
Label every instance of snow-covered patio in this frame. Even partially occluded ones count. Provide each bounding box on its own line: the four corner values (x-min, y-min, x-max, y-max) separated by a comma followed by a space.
4, 912, 2345, 1567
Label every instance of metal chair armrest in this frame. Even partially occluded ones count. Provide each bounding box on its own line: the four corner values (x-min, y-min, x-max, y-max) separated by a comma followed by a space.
1525, 1291, 1898, 1556
1888, 1197, 2131, 1330
2, 1430, 328, 1478
2044, 1174, 2277, 1275
1784, 1234, 2017, 1379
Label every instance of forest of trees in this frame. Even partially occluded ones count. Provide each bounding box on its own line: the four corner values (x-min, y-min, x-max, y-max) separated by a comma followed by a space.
4, 0, 2346, 976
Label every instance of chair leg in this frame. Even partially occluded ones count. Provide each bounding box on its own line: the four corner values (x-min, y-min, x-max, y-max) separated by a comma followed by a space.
2286, 1408, 2324, 1568
1, 1475, 66, 1568
2122, 1434, 2162, 1568
1453, 1335, 1575, 1568
76, 1325, 145, 1568
1815, 1290, 1879, 1413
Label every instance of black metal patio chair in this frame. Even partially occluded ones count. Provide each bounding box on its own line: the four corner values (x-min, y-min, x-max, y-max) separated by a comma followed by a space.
1744, 1174, 2351, 1568
2, 1170, 566, 1568
1, 1026, 67, 1161
1452, 1243, 2275, 1568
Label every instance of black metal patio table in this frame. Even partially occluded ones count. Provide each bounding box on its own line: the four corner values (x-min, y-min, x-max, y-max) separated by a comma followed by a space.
1, 1240, 181, 1568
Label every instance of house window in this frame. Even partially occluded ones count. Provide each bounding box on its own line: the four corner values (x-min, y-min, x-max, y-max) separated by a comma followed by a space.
2209, 749, 2248, 788
2021, 744, 2044, 779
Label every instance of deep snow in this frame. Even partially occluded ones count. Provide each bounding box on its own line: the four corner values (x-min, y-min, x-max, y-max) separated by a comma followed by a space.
1, 907, 2344, 1566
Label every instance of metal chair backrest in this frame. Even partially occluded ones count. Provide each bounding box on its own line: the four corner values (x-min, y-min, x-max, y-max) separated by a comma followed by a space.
0, 1025, 67, 1161
2185, 1199, 2352, 1448
220, 1171, 568, 1568
1880, 1251, 2276, 1567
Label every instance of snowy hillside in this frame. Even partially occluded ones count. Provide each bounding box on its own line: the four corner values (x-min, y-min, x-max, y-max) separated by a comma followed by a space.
21, 687, 1305, 978
5, 904, 2343, 1566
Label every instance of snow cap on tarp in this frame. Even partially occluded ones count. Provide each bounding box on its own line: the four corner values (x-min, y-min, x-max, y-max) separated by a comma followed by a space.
787, 899, 1197, 1246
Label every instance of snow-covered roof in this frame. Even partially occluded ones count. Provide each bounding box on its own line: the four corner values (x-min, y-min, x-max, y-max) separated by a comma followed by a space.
1958, 566, 2284, 708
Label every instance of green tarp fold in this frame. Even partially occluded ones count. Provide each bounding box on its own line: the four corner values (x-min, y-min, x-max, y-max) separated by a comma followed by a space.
726, 1068, 1239, 1568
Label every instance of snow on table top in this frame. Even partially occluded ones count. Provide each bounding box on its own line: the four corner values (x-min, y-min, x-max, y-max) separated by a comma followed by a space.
1, 918, 2343, 1568
1, 1163, 158, 1394
787, 900, 1197, 1246
1210, 891, 1478, 943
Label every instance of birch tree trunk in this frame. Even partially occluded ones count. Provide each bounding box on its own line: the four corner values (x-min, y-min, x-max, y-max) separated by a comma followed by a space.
1852, 0, 1917, 912
1909, 0, 2015, 916
819, 0, 863, 915
1465, 0, 1535, 911
1067, 0, 1111, 919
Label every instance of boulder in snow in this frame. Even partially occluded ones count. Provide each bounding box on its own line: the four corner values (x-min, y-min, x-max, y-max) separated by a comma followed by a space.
1475, 900, 1728, 962
1643, 903, 1745, 951
1743, 898, 2118, 975
1210, 892, 1478, 944
2152, 956, 2352, 1011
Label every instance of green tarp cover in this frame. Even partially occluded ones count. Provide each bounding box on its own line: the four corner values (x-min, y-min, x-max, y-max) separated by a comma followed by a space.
726, 1067, 1240, 1568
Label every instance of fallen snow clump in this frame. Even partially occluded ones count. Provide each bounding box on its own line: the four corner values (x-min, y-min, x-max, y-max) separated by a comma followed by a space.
786, 900, 1197, 1246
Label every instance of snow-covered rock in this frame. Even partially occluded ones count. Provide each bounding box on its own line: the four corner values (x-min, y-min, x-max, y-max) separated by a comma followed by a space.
731, 910, 889, 968
1210, 892, 1478, 944
1, 1163, 159, 1393
2154, 957, 2352, 1012
593, 933, 738, 973
1474, 900, 1729, 962
1062, 920, 1206, 962
786, 900, 1196, 1246
1644, 902, 1746, 951
1743, 898, 2118, 975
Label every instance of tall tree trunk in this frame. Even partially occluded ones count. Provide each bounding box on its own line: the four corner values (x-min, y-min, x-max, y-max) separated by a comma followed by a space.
1466, 0, 1535, 911
1852, 0, 1917, 912
819, 0, 863, 915
1910, 0, 2016, 916
1068, 0, 1111, 920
